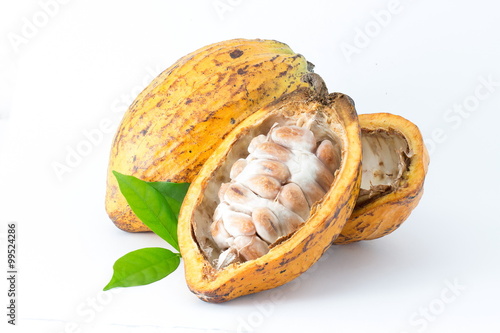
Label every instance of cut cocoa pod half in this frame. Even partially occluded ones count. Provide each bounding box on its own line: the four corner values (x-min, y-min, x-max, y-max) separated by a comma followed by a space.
105, 39, 314, 232
178, 75, 362, 303
334, 113, 429, 244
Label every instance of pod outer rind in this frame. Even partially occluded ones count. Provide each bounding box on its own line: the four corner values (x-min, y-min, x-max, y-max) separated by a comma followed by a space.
178, 88, 362, 303
334, 113, 429, 244
105, 39, 313, 232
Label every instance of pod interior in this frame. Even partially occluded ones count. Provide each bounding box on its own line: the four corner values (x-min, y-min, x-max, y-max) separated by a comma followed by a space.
356, 128, 411, 207
191, 111, 345, 268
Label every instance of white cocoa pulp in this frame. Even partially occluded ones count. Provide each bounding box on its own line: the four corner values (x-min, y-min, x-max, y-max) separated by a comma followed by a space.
356, 129, 411, 207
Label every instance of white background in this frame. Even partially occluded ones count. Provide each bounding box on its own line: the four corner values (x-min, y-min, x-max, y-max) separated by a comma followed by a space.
1, 0, 499, 332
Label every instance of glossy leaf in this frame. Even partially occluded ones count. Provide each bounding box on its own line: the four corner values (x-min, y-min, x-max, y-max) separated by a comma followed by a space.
104, 247, 181, 290
113, 171, 179, 251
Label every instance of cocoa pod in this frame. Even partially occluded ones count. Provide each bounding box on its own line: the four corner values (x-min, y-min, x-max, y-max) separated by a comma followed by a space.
178, 76, 362, 303
334, 113, 429, 244
105, 39, 314, 232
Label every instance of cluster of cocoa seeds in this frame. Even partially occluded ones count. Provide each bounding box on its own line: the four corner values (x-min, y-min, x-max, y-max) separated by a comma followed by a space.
210, 123, 341, 269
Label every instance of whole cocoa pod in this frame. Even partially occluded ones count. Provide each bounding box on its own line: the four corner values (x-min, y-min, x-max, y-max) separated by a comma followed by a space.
105, 39, 314, 232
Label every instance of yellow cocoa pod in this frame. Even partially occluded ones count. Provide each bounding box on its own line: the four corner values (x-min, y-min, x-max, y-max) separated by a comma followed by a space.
105, 39, 313, 232
178, 75, 362, 302
335, 113, 429, 244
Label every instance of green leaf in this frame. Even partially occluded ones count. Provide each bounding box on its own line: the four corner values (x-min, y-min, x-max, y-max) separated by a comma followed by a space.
104, 248, 180, 290
113, 171, 180, 251
149, 181, 190, 218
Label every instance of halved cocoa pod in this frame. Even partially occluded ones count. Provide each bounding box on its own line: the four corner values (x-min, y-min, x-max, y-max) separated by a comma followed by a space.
178, 75, 362, 302
334, 113, 429, 244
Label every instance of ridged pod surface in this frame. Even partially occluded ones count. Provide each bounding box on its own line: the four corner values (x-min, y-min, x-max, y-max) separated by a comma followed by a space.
179, 79, 362, 303
335, 113, 429, 244
105, 39, 313, 232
